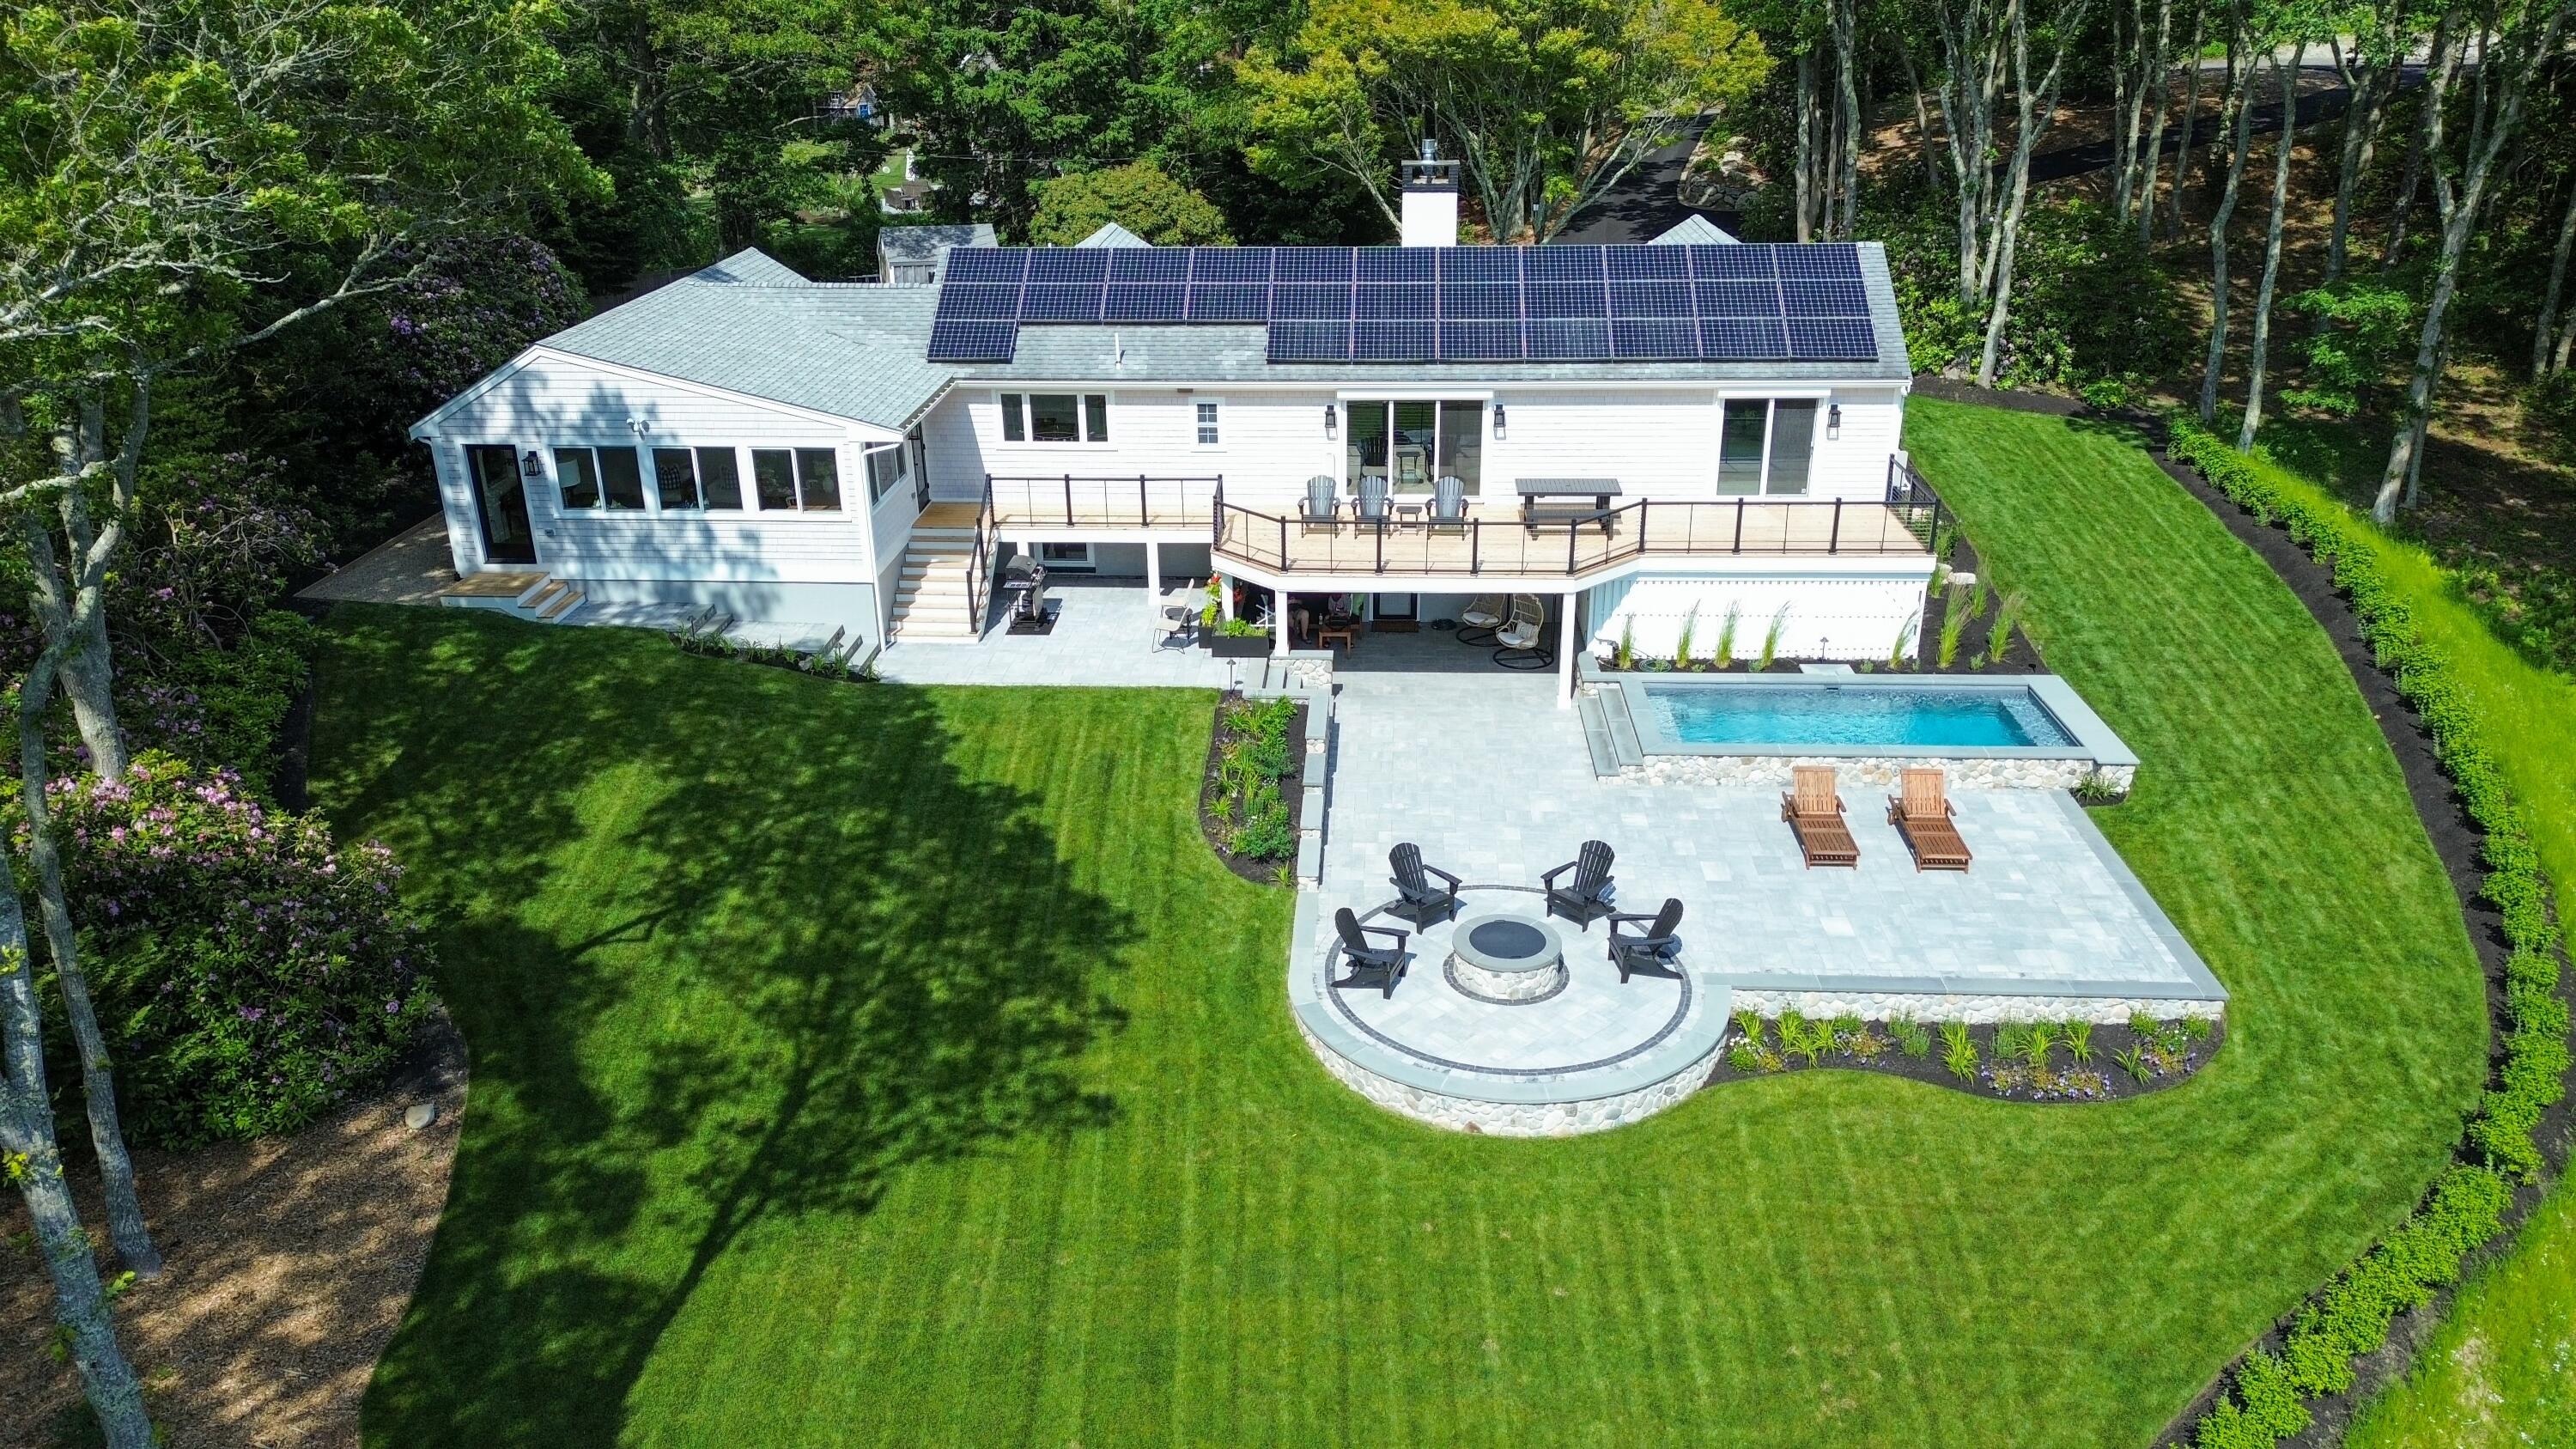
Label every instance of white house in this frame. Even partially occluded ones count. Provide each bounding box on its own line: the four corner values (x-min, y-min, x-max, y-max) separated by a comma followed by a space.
410, 154, 1935, 702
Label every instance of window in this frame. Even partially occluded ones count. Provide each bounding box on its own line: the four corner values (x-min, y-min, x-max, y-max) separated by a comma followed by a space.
696, 447, 744, 508
750, 447, 842, 511
1195, 401, 1220, 447
1343, 399, 1484, 495
1037, 543, 1093, 569
998, 393, 1109, 443
649, 447, 744, 510
553, 446, 644, 509
1716, 399, 1819, 496
866, 441, 910, 503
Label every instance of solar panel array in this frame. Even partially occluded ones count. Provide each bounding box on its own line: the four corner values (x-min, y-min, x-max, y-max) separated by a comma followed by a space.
924, 244, 1878, 365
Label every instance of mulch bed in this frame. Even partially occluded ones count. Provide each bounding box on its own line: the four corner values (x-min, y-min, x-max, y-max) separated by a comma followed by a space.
1703, 1016, 2222, 1102
1196, 694, 1307, 886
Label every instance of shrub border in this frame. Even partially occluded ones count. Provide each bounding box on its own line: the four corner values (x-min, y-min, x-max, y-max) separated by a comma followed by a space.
2160, 414, 2571, 1449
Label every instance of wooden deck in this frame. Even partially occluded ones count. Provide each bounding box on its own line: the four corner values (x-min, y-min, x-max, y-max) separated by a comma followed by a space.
1208, 499, 1929, 580
435, 570, 544, 599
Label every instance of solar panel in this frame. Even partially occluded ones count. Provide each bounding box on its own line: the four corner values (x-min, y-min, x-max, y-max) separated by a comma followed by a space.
1525, 282, 1608, 319
1019, 283, 1103, 322
1524, 247, 1605, 281
1267, 320, 1350, 362
1028, 249, 1108, 284
1186, 284, 1270, 321
1107, 248, 1188, 283
1273, 247, 1355, 283
1608, 280, 1692, 318
1702, 317, 1789, 359
1355, 285, 1434, 320
1353, 318, 1437, 359
939, 284, 1021, 320
1609, 318, 1701, 360
1604, 245, 1690, 281
945, 249, 1030, 284
1526, 317, 1610, 358
1439, 319, 1522, 361
1102, 285, 1186, 321
1439, 283, 1521, 320
1191, 248, 1273, 283
1438, 248, 1521, 283
1782, 278, 1869, 315
1696, 279, 1782, 316
1787, 316, 1876, 359
1356, 247, 1434, 283
1687, 245, 1774, 279
1271, 283, 1352, 320
1777, 243, 1863, 279
926, 319, 1018, 361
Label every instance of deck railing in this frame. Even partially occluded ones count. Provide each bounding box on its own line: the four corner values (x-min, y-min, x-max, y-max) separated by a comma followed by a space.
965, 476, 997, 635
985, 472, 1224, 529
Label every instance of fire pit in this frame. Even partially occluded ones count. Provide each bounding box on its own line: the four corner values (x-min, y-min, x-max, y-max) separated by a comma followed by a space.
1446, 909, 1567, 1003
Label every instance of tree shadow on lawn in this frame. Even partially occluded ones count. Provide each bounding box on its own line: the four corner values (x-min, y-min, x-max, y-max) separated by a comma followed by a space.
319, 607, 1134, 1446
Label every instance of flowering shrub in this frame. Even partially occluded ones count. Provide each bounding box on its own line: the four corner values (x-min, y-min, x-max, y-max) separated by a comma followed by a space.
39, 752, 438, 1146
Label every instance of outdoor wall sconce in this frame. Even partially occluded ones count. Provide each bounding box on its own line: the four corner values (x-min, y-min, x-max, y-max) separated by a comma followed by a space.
1826, 403, 1842, 440
520, 450, 544, 478
1492, 401, 1508, 440
1323, 403, 1337, 440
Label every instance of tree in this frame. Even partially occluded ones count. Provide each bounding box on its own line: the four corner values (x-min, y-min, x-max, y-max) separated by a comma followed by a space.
1029, 161, 1235, 245
1971, 0, 2097, 385
2239, 38, 2308, 448
1239, 0, 1768, 242
2321, 0, 2419, 286
2376, 0, 2573, 521
2197, 7, 2260, 423
0, 0, 594, 1276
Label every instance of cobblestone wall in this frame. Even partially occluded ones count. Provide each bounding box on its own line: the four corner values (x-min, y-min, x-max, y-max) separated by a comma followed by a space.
1295, 1016, 1715, 1136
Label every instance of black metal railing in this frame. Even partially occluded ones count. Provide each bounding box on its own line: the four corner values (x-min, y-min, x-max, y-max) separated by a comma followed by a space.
984, 472, 1224, 528
1208, 491, 1936, 577
964, 477, 996, 636
1885, 454, 1948, 553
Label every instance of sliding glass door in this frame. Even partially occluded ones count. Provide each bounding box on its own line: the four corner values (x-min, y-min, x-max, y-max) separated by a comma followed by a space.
1343, 399, 1485, 495
1715, 399, 1819, 496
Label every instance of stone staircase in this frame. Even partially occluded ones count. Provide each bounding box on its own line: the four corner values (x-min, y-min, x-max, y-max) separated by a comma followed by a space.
434, 570, 586, 624
886, 522, 983, 644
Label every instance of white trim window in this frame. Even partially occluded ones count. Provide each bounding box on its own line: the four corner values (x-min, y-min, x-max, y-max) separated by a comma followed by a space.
750, 447, 843, 512
999, 392, 1109, 444
1715, 399, 1819, 496
649, 447, 745, 511
1194, 399, 1222, 447
1036, 542, 1094, 570
553, 445, 646, 511
866, 441, 910, 504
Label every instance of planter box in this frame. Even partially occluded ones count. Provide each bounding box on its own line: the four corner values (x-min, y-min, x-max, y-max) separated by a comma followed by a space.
1206, 635, 1272, 659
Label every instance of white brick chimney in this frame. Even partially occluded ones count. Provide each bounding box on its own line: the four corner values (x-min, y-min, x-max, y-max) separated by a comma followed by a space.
1400, 138, 1461, 247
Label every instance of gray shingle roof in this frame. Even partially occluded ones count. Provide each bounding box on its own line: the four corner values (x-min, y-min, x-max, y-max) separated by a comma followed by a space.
536, 252, 952, 430
526, 241, 1909, 431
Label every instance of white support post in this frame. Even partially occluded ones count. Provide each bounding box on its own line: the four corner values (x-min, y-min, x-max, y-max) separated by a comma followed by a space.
1218, 574, 1236, 623
1557, 591, 1580, 705
1275, 594, 1292, 656
1145, 542, 1163, 648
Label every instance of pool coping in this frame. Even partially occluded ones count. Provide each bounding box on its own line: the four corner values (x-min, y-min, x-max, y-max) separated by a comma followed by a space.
1578, 666, 2140, 769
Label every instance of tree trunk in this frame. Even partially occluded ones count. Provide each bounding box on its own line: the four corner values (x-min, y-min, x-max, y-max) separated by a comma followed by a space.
2199, 33, 2258, 424
1835, 0, 1863, 240
0, 867, 155, 1449
1795, 49, 1819, 242
1977, 0, 2091, 385
2136, 0, 2177, 243
2382, 7, 2458, 270
2169, 3, 2208, 239
2112, 0, 2141, 221
2239, 42, 2306, 448
2322, 26, 2390, 287
13, 615, 161, 1276
2531, 180, 2576, 377
1899, 33, 1944, 190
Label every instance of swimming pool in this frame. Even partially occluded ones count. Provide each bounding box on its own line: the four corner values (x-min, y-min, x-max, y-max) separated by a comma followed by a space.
1643, 682, 2076, 749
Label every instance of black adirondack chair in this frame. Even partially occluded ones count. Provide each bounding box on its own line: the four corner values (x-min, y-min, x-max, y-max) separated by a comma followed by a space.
1541, 840, 1618, 931
1607, 898, 1686, 983
1332, 907, 1409, 997
1388, 843, 1463, 925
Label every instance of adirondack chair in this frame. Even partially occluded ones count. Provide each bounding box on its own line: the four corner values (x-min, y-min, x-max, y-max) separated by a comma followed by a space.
1782, 765, 1859, 868
1541, 839, 1618, 931
1388, 843, 1463, 925
1300, 474, 1340, 533
1431, 474, 1468, 532
1332, 907, 1409, 997
1607, 898, 1686, 983
1887, 768, 1973, 872
1353, 473, 1392, 525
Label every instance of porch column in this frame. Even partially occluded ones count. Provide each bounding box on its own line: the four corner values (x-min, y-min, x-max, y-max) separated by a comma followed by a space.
1218, 573, 1236, 623
1145, 542, 1163, 635
1557, 589, 1580, 706
1275, 593, 1292, 656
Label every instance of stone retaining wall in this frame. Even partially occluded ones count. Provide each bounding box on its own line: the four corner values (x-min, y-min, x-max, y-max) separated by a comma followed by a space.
1729, 988, 2224, 1026
1621, 754, 2136, 793
1295, 1015, 1716, 1137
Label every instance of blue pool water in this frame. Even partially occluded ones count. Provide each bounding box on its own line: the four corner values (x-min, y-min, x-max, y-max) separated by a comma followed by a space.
1643, 684, 2076, 749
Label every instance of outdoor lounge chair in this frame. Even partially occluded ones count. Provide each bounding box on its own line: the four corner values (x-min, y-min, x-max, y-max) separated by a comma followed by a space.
1492, 594, 1553, 670
1456, 594, 1507, 646
1332, 907, 1409, 997
1541, 839, 1618, 931
1888, 768, 1973, 872
1431, 474, 1467, 532
1607, 897, 1686, 983
1354, 473, 1392, 526
1300, 474, 1340, 534
1782, 765, 1860, 868
1388, 843, 1464, 925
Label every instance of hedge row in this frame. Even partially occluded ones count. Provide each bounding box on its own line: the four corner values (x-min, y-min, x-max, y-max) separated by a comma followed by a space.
2164, 417, 2571, 1449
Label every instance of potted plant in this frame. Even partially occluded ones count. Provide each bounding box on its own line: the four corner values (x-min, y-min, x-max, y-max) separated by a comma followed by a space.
1206, 616, 1272, 658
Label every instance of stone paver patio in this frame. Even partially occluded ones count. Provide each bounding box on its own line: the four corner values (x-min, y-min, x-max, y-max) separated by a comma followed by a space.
876, 581, 1242, 689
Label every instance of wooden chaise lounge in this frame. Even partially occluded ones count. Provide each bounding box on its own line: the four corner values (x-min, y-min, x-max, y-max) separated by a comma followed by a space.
1781, 765, 1859, 868
1888, 768, 1973, 872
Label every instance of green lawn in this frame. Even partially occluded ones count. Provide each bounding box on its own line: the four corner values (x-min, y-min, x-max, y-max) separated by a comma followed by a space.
328, 399, 2482, 1446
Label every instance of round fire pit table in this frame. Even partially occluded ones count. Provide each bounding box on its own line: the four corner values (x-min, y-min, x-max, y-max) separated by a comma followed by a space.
1446, 909, 1568, 1004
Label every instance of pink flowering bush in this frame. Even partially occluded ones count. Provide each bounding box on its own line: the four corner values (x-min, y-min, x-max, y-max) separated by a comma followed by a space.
39, 752, 438, 1146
